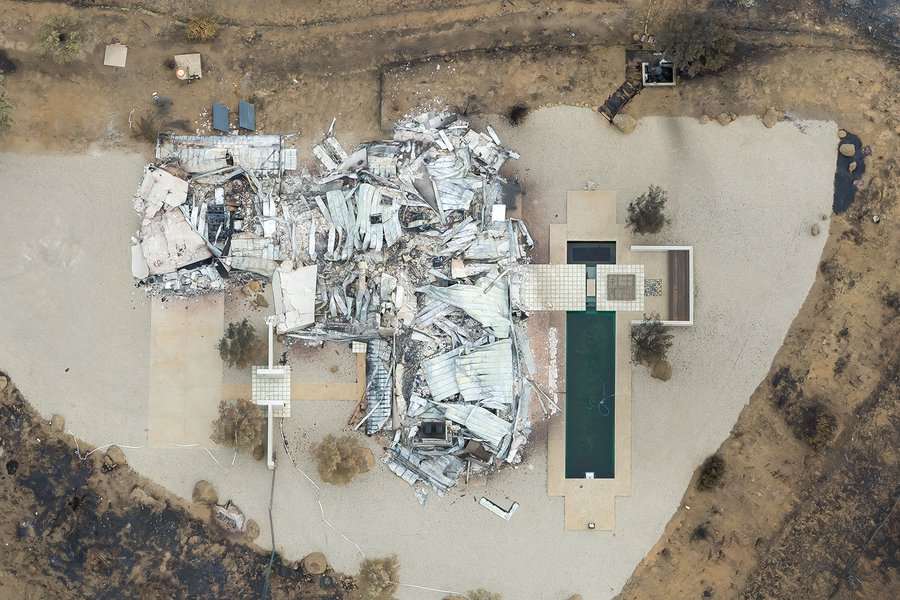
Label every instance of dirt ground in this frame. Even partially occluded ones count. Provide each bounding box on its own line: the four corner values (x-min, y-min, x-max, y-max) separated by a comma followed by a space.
1, 0, 899, 599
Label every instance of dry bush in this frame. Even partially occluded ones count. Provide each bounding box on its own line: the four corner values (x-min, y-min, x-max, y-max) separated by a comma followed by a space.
626, 185, 669, 235
40, 16, 87, 65
186, 15, 220, 42
312, 434, 374, 485
218, 318, 263, 369
788, 401, 836, 451
631, 314, 673, 365
210, 398, 265, 456
697, 454, 726, 491
657, 13, 736, 79
357, 555, 399, 600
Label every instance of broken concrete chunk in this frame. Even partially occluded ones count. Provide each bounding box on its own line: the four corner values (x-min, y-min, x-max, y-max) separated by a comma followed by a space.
612, 113, 637, 134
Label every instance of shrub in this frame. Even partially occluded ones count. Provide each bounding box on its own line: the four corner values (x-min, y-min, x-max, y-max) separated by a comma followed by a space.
626, 185, 669, 235
357, 555, 400, 600
658, 13, 736, 79
0, 94, 11, 131
218, 318, 263, 369
186, 15, 220, 42
210, 398, 265, 455
312, 434, 375, 485
691, 522, 711, 541
697, 454, 726, 491
631, 314, 673, 366
40, 16, 87, 65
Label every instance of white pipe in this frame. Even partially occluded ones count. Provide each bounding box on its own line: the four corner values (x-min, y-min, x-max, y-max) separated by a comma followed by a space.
267, 403, 275, 470
266, 317, 274, 369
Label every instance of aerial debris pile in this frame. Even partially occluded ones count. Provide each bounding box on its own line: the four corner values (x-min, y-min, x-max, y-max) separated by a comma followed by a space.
131, 110, 552, 493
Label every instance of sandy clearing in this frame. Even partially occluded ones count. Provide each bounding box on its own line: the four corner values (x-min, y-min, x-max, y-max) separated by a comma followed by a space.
0, 108, 835, 599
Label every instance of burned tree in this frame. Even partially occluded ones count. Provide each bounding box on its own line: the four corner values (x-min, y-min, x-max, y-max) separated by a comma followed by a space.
210, 398, 265, 456
631, 314, 673, 366
312, 434, 375, 485
626, 185, 669, 235
218, 318, 263, 369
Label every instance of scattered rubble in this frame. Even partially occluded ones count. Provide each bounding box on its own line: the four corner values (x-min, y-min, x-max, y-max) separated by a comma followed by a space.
130, 109, 549, 494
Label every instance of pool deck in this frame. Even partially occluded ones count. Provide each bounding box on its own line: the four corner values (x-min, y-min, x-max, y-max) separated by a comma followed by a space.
548, 190, 642, 531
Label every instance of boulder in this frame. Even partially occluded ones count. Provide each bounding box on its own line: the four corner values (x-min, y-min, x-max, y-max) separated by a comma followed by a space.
302, 552, 328, 575
699, 115, 711, 125
811, 223, 821, 236
192, 480, 219, 505
255, 295, 269, 308
839, 143, 855, 157
762, 107, 779, 129
105, 445, 127, 466
50, 414, 66, 432
651, 360, 673, 381
244, 519, 260, 542
716, 112, 733, 126
838, 129, 847, 139
612, 114, 637, 134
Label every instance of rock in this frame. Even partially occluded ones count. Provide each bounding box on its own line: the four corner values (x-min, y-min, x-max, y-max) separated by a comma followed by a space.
247, 280, 262, 293
838, 129, 847, 139
244, 519, 260, 542
699, 115, 711, 124
131, 487, 165, 513
762, 107, 779, 129
847, 77, 859, 90
568, 596, 584, 600
0, 375, 8, 392
716, 112, 733, 126
839, 143, 855, 157
192, 480, 219, 505
848, 161, 857, 173
302, 552, 328, 575
811, 223, 821, 236
255, 295, 269, 308
729, 112, 738, 121
612, 114, 637, 134
50, 414, 65, 431
252, 444, 266, 461
651, 360, 673, 381
105, 445, 127, 467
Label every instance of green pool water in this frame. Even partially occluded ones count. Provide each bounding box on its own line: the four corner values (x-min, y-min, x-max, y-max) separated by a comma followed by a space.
565, 311, 616, 479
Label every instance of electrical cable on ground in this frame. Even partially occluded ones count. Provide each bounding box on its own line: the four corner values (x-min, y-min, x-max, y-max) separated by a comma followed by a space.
260, 466, 277, 599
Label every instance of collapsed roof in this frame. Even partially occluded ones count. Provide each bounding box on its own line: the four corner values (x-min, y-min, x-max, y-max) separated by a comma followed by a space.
131, 110, 553, 493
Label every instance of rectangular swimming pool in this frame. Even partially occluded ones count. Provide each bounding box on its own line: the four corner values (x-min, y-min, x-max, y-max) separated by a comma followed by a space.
565, 311, 616, 479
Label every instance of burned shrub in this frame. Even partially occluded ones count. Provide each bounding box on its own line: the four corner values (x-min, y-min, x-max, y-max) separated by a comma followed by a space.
786, 400, 836, 451
691, 522, 712, 542
833, 355, 849, 376
657, 13, 736, 79
506, 103, 529, 126
133, 110, 159, 144
770, 366, 802, 410
697, 454, 726, 491
626, 185, 669, 235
